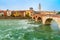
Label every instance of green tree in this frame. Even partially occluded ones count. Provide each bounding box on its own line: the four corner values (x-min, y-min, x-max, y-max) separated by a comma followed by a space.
57, 12, 60, 14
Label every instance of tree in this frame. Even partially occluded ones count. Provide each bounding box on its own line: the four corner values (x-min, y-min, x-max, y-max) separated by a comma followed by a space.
57, 12, 60, 14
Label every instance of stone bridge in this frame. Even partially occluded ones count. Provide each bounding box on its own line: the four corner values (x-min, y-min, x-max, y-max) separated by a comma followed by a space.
32, 14, 60, 28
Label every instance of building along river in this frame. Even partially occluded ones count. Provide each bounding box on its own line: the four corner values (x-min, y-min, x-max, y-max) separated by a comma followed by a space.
0, 19, 60, 40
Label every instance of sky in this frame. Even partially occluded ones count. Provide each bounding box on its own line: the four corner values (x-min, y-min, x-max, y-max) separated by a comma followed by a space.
0, 0, 60, 11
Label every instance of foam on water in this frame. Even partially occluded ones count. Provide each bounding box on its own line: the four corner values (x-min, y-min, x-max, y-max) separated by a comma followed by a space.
0, 19, 60, 40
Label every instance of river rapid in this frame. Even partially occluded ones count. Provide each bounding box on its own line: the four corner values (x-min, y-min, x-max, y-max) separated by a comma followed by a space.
0, 19, 60, 40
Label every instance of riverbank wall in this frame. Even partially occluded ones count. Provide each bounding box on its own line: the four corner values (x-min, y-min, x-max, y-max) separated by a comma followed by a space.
0, 16, 31, 19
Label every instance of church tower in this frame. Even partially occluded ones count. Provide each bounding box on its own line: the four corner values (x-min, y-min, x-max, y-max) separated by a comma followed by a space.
38, 3, 41, 12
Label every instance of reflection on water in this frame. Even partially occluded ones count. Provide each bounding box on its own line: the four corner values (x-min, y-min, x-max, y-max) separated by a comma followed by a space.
0, 19, 60, 40
51, 20, 59, 31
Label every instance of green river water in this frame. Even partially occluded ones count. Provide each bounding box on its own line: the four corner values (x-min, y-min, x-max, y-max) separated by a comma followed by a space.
0, 19, 60, 40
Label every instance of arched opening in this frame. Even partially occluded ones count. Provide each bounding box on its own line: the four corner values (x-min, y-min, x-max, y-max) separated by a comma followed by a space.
37, 17, 42, 22
36, 16, 37, 18
45, 18, 53, 25
33, 17, 35, 20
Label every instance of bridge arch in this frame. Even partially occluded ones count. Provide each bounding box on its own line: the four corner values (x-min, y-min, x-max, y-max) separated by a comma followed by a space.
33, 16, 35, 20
44, 17, 59, 25
45, 18, 53, 25
45, 18, 60, 30
37, 17, 42, 22
42, 16, 60, 29
32, 15, 38, 20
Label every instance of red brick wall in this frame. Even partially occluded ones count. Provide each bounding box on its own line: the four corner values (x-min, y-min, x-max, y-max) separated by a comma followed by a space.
4, 11, 7, 16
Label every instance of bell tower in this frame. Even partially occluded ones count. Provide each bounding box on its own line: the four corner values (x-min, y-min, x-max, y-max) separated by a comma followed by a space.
38, 3, 41, 12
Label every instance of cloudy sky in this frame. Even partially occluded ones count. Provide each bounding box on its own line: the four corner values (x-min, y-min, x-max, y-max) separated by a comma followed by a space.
0, 0, 60, 11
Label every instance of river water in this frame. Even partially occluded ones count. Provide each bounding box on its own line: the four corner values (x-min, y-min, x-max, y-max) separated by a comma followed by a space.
0, 19, 60, 40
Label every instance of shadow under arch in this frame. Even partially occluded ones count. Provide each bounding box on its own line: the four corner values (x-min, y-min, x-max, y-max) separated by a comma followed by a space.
45, 18, 53, 25
37, 17, 42, 22
32, 15, 38, 20
33, 17, 35, 20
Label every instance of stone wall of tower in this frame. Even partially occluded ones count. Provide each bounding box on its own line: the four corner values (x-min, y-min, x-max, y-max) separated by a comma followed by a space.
39, 3, 41, 12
